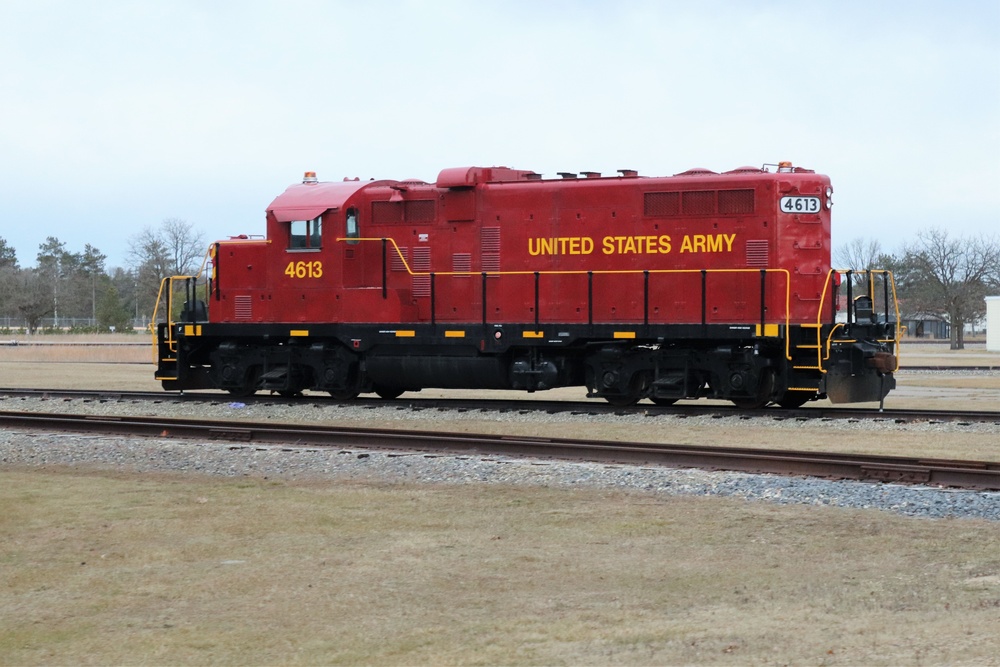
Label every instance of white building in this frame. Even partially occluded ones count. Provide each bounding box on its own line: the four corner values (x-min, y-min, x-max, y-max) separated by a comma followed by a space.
987, 296, 1000, 352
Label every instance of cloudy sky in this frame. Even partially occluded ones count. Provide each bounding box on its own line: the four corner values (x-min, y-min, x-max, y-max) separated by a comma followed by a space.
2, 0, 997, 269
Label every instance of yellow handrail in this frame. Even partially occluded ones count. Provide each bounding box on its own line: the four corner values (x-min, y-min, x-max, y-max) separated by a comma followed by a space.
154, 237, 903, 376
148, 245, 218, 363
337, 236, 794, 356
812, 269, 902, 373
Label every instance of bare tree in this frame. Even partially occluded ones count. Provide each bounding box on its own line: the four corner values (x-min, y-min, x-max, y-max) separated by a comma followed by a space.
833, 237, 883, 273
14, 268, 52, 333
833, 237, 897, 313
893, 228, 1000, 349
128, 227, 171, 324
161, 218, 206, 276
128, 219, 207, 324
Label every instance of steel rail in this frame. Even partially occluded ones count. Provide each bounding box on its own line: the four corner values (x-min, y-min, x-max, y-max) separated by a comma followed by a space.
2, 410, 999, 491
1, 388, 1000, 424
900, 366, 1000, 372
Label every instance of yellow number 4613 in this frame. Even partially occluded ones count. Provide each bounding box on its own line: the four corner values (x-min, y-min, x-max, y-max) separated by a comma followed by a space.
284, 260, 323, 279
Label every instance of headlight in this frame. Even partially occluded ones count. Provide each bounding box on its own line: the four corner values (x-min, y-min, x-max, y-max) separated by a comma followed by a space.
825, 186, 834, 209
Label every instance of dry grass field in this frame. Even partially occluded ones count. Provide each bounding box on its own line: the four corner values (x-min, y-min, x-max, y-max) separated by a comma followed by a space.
2, 468, 999, 666
2, 336, 1000, 665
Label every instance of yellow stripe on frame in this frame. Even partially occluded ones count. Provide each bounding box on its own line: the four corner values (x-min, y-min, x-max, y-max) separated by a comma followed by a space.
184, 325, 202, 336
613, 331, 636, 339
290, 329, 310, 337
522, 331, 544, 339
395, 330, 416, 337
444, 330, 465, 338
755, 324, 779, 337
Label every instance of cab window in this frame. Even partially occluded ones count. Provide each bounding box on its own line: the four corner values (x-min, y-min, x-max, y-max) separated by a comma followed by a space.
289, 216, 322, 250
346, 207, 360, 245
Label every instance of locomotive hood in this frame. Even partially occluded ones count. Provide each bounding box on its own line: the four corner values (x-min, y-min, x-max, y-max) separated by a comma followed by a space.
267, 179, 395, 222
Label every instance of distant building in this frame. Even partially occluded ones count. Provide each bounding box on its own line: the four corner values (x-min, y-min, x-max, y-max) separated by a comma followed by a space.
987, 296, 1000, 352
900, 312, 949, 339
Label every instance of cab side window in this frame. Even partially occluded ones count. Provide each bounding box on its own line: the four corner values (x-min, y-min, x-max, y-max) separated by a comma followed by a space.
345, 208, 360, 245
289, 216, 322, 250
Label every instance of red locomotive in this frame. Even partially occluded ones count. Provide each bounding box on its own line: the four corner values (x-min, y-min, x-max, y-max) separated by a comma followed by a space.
155, 162, 899, 408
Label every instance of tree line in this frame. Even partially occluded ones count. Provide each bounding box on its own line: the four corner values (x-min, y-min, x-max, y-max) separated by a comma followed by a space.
836, 229, 1000, 349
1, 221, 998, 349
0, 219, 204, 334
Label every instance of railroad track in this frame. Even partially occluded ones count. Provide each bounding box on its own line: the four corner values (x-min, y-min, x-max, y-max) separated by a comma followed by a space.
2, 387, 999, 425
903, 366, 1000, 372
2, 410, 999, 491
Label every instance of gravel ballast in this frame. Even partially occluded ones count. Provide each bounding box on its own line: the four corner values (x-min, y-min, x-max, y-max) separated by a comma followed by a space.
2, 396, 999, 521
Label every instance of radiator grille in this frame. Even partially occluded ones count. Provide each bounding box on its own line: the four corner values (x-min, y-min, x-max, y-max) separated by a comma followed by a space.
682, 191, 715, 215
405, 200, 435, 222
718, 189, 755, 214
372, 201, 399, 224
452, 253, 472, 273
645, 189, 756, 216
371, 200, 436, 224
644, 192, 680, 216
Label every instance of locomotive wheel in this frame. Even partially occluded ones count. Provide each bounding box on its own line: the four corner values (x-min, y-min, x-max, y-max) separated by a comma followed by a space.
603, 373, 647, 407
226, 369, 260, 398
730, 369, 775, 410
328, 389, 360, 401
374, 386, 405, 400
650, 397, 678, 406
605, 393, 641, 407
776, 390, 811, 409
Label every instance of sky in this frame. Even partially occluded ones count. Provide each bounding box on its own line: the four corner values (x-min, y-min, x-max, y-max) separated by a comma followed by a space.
1, 0, 998, 269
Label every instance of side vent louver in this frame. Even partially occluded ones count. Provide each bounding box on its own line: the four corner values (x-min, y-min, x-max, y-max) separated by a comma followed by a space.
746, 240, 769, 267
481, 227, 501, 273
234, 295, 252, 319
391, 246, 409, 271
412, 247, 431, 297
452, 253, 472, 273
